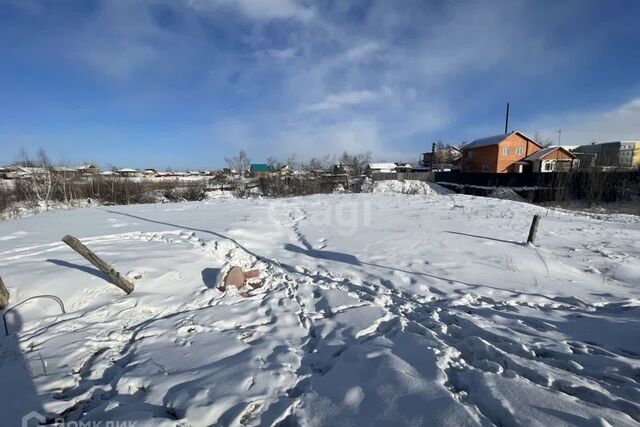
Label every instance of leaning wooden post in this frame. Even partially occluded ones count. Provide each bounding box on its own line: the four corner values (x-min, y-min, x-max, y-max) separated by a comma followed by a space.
527, 214, 540, 245
0, 274, 9, 309
61, 235, 134, 294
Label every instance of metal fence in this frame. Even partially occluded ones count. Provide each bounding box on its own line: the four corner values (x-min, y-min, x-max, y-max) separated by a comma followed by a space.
433, 170, 640, 203
371, 172, 435, 182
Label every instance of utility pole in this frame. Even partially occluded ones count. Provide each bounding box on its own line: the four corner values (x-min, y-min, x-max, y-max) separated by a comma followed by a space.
431, 142, 436, 171
504, 102, 510, 134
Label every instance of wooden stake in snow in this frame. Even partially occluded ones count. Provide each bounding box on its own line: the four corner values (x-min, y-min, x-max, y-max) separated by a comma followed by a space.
0, 274, 9, 309
61, 235, 134, 294
527, 214, 540, 245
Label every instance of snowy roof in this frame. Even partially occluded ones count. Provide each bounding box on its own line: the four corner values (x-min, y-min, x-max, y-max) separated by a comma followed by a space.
524, 146, 575, 161
75, 164, 97, 170
53, 166, 78, 172
464, 133, 513, 149
118, 168, 138, 173
368, 163, 397, 170
463, 131, 539, 150
100, 170, 115, 175
18, 167, 47, 174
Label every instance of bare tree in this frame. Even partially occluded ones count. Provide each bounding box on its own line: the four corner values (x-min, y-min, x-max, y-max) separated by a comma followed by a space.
266, 156, 279, 170
534, 132, 555, 148
337, 151, 371, 176
36, 149, 52, 169
16, 148, 53, 205
225, 149, 251, 175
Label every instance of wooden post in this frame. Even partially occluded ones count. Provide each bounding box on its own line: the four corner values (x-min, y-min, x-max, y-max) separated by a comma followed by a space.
61, 235, 134, 294
0, 274, 9, 309
527, 214, 540, 245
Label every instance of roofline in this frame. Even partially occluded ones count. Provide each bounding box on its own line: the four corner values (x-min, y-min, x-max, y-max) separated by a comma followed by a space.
463, 131, 543, 150
512, 131, 542, 148
524, 146, 576, 160
541, 146, 576, 159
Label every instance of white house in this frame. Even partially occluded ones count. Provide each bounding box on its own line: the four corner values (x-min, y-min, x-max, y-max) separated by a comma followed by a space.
366, 163, 398, 174
117, 168, 139, 177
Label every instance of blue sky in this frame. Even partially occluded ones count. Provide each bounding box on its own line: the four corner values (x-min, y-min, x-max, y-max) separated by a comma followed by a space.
1, 0, 639, 169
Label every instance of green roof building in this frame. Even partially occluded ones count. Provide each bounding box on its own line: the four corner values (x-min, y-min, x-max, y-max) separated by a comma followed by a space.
250, 164, 273, 174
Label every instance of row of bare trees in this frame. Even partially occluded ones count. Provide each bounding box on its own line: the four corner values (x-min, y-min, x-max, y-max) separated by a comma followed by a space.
225, 149, 372, 177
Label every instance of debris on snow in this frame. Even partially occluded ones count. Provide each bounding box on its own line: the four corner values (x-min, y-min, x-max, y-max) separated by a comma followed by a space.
489, 187, 527, 202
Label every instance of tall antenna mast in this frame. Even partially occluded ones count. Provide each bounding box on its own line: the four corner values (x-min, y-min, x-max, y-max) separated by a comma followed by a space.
557, 129, 562, 146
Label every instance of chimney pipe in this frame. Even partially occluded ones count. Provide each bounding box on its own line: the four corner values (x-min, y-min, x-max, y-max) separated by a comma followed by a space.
504, 102, 510, 134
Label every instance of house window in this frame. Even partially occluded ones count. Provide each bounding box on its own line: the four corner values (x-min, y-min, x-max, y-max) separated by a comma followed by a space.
482, 164, 490, 172
503, 147, 509, 155
515, 147, 524, 155
544, 162, 553, 171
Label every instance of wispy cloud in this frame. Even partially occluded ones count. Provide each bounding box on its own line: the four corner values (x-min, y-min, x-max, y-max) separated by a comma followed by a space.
345, 42, 381, 61
1, 0, 637, 167
304, 90, 381, 112
526, 97, 640, 145
184, 0, 314, 21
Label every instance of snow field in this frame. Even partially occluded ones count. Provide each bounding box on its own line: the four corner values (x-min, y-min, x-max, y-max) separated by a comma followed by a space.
0, 188, 639, 426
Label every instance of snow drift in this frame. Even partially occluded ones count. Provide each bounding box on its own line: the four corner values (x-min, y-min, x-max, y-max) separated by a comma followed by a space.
371, 179, 452, 195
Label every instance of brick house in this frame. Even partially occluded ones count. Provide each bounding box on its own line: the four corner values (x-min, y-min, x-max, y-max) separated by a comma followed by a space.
460, 131, 543, 173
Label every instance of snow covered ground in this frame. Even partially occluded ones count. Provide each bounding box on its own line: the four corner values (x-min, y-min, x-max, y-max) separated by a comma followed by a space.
1, 184, 639, 426
0, 199, 101, 221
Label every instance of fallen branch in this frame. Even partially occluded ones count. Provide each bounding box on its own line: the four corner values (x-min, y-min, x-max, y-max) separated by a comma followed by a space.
61, 235, 134, 294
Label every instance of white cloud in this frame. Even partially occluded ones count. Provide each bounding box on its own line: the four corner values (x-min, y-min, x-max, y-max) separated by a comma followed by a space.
184, 0, 313, 21
256, 48, 297, 60
65, 0, 177, 81
525, 97, 640, 145
304, 90, 380, 112
345, 42, 381, 61
6, 0, 629, 166
274, 118, 385, 158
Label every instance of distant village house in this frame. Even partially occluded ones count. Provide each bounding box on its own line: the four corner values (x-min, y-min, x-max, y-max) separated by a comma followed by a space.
75, 164, 100, 175
117, 168, 139, 177
250, 164, 274, 177
365, 163, 399, 174
419, 146, 461, 171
